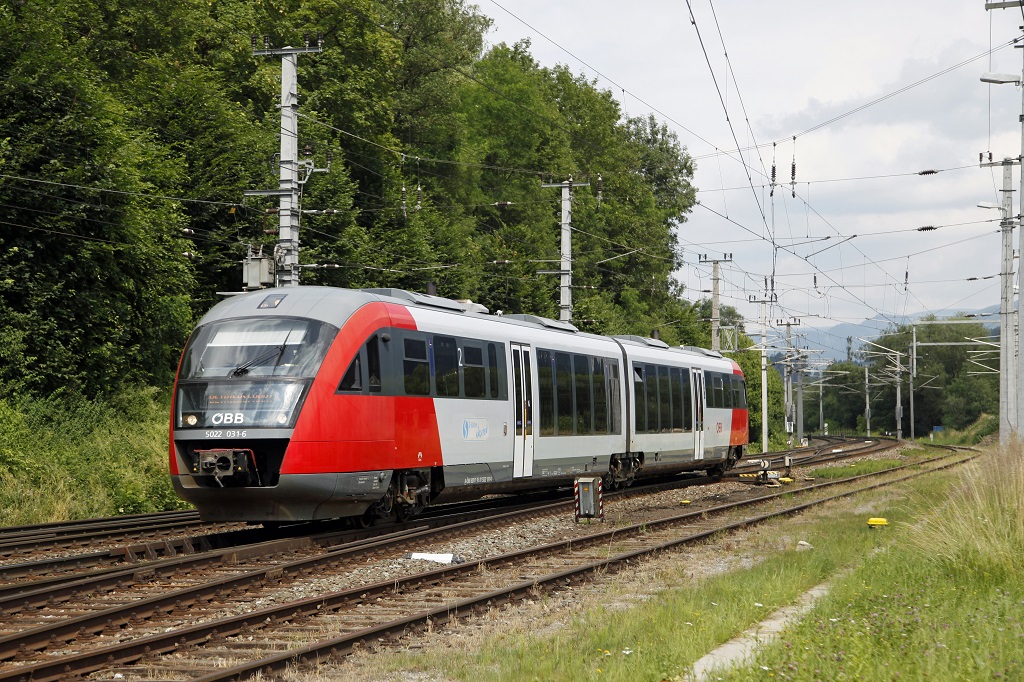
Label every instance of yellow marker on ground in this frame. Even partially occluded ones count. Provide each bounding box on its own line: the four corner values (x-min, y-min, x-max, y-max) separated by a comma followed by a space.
867, 517, 888, 528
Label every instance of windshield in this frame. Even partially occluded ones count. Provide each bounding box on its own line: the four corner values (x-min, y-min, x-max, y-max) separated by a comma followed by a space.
180, 317, 338, 380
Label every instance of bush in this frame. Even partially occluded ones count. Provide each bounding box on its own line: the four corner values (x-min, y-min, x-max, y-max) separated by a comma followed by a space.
0, 387, 188, 525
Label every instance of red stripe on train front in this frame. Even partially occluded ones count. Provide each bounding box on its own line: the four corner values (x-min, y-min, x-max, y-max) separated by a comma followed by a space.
168, 345, 189, 475
282, 302, 443, 475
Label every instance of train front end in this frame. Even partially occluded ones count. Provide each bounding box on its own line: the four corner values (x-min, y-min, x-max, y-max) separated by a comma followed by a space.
169, 288, 389, 522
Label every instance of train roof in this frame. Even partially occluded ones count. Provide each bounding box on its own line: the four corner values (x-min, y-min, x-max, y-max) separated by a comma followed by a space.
200, 286, 585, 335
198, 287, 734, 368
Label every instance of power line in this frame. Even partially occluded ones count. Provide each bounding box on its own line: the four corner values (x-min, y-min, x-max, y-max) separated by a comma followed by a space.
0, 173, 241, 208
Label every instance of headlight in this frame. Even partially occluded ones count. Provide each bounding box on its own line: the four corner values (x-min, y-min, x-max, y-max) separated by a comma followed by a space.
184, 414, 199, 427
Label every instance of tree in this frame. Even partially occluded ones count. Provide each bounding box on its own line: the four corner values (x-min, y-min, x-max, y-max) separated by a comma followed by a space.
0, 0, 194, 398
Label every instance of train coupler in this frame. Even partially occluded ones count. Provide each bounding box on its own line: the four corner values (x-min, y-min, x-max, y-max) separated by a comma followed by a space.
191, 449, 257, 486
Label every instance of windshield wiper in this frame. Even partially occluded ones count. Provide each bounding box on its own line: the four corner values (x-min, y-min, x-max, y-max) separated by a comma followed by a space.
230, 344, 285, 377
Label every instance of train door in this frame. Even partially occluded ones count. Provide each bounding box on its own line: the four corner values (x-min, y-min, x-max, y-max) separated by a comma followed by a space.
692, 368, 706, 460
511, 343, 535, 477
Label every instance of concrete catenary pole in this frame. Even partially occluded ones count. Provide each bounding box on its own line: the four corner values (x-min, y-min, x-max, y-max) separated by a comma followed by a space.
542, 177, 589, 322
1018, 42, 1024, 439
712, 260, 721, 351
910, 328, 916, 441
250, 36, 322, 287
749, 291, 774, 452
761, 299, 768, 451
865, 365, 871, 437
998, 159, 1017, 444
795, 349, 804, 444
895, 352, 903, 441
701, 254, 732, 351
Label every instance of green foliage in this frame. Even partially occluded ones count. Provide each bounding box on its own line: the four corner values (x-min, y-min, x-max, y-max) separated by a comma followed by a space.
0, 0, 718, 401
928, 413, 998, 445
0, 388, 187, 524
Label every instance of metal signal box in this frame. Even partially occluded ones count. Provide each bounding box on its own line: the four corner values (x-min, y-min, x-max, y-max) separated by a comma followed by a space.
574, 476, 603, 522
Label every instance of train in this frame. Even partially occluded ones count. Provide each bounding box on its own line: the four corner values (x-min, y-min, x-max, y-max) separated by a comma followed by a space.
169, 286, 749, 523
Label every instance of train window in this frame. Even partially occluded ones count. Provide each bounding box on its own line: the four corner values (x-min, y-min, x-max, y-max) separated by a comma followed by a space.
555, 352, 573, 435
403, 338, 430, 396
366, 335, 382, 393
184, 318, 336, 379
632, 364, 646, 435
658, 365, 671, 433
711, 373, 726, 408
434, 336, 459, 397
488, 344, 500, 398
463, 344, 485, 398
338, 354, 363, 392
574, 354, 593, 435
593, 357, 608, 435
670, 367, 683, 432
680, 370, 693, 430
607, 360, 621, 434
732, 375, 748, 408
644, 364, 659, 434
538, 350, 555, 435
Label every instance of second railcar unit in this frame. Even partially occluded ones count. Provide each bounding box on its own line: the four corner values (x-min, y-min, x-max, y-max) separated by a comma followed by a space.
169, 287, 748, 523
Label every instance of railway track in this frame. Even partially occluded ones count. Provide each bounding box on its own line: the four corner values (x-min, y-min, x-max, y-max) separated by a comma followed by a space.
0, 436, 885, 594
0, 511, 220, 560
0, 437, 964, 681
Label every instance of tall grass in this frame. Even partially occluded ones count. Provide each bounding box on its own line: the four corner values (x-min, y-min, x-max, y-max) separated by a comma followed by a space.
906, 440, 1024, 581
0, 387, 186, 526
926, 413, 998, 445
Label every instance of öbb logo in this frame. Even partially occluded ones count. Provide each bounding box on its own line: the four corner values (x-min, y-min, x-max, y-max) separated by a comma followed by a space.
211, 413, 245, 425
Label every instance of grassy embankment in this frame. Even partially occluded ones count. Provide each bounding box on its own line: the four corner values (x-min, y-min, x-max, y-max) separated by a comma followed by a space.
925, 412, 998, 446
0, 388, 186, 526
348, 444, 1023, 681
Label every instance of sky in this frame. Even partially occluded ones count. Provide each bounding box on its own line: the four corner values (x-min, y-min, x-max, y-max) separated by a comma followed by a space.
480, 0, 1024, 358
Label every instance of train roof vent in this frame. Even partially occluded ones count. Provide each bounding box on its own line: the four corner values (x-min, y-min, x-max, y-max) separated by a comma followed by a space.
361, 288, 473, 313
503, 314, 578, 332
612, 335, 670, 349
455, 299, 490, 314
680, 345, 723, 358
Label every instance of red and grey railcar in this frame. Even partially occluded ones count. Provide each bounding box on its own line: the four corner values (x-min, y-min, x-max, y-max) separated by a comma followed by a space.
170, 286, 748, 523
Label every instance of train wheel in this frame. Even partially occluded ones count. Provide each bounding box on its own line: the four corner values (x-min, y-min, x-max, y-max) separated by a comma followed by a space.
396, 503, 423, 523
708, 461, 727, 478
